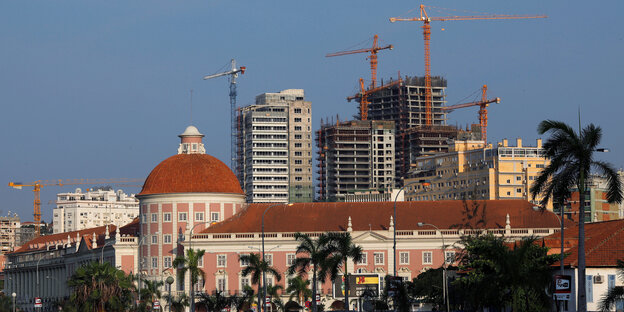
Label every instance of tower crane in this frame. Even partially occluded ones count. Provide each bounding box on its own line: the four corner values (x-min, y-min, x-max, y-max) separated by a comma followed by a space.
441, 85, 500, 142
390, 5, 546, 126
347, 76, 403, 121
203, 59, 246, 173
326, 35, 393, 120
8, 178, 144, 237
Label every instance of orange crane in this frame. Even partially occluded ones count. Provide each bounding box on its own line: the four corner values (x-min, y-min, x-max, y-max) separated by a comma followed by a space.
326, 35, 393, 120
347, 76, 403, 120
8, 178, 144, 237
390, 5, 546, 126
441, 85, 500, 142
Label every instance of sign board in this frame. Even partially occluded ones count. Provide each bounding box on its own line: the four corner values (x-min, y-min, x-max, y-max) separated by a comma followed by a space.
553, 275, 572, 301
34, 297, 42, 308
305, 301, 311, 308
315, 294, 320, 303
153, 300, 160, 310
265, 296, 271, 307
333, 274, 380, 298
387, 276, 403, 298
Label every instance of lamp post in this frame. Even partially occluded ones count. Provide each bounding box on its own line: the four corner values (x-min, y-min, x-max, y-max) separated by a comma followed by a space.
261, 203, 292, 312
393, 180, 430, 277
36, 252, 52, 308
11, 292, 16, 312
417, 222, 449, 312
165, 276, 175, 312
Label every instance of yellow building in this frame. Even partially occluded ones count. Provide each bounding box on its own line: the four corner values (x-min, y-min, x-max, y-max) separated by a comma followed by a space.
404, 138, 552, 209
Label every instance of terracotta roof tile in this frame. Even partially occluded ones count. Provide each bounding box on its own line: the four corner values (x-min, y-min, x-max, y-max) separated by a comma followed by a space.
202, 200, 560, 234
138, 154, 243, 196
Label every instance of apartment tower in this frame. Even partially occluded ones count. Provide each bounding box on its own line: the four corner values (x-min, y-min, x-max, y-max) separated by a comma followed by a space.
237, 89, 313, 203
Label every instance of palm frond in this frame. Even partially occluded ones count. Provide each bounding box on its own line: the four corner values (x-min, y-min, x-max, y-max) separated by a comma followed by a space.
592, 160, 624, 203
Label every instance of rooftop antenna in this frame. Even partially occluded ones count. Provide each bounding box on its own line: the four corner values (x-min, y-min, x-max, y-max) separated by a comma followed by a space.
190, 89, 194, 125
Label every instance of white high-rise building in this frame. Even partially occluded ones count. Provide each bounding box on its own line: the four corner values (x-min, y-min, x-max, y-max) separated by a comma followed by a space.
237, 89, 314, 203
52, 187, 139, 233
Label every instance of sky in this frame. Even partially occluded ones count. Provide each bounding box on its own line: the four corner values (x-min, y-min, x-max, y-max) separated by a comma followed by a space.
1, 0, 623, 222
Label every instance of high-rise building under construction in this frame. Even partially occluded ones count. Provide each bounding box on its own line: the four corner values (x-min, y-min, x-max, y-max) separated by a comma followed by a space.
237, 89, 313, 203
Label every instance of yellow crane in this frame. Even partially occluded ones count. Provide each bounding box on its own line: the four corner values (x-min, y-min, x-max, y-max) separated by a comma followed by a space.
8, 178, 144, 237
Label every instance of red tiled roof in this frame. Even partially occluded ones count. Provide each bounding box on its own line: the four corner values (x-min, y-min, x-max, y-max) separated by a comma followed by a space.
10, 218, 140, 254
543, 219, 624, 267
138, 154, 243, 196
201, 200, 560, 234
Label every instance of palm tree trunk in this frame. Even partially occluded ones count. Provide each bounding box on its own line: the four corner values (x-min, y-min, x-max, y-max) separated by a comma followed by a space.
258, 283, 262, 312
577, 177, 587, 312
312, 267, 317, 312
344, 260, 349, 312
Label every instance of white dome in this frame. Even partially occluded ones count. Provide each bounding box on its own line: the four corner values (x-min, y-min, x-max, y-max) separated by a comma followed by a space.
178, 125, 204, 137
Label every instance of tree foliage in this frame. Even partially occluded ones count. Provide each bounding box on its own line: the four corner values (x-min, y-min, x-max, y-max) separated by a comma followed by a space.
325, 232, 363, 310
173, 248, 206, 312
67, 261, 135, 312
598, 259, 624, 311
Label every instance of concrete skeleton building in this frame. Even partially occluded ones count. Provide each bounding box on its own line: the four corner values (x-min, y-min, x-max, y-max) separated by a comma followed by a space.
316, 120, 395, 202
52, 187, 139, 234
404, 138, 551, 209
0, 213, 20, 253
237, 89, 313, 203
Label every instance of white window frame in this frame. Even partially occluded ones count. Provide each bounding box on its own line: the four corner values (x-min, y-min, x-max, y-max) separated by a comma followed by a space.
374, 252, 384, 265
195, 212, 204, 221
211, 212, 220, 222
198, 254, 204, 267
164, 256, 172, 268
240, 254, 249, 267
357, 253, 367, 265
152, 257, 158, 268
217, 276, 227, 292
240, 276, 251, 290
217, 254, 227, 267
163, 234, 172, 244
151, 213, 158, 223
287, 253, 296, 266
399, 252, 409, 265
423, 251, 433, 265
445, 251, 455, 264
264, 254, 273, 266
178, 212, 187, 221
151, 235, 158, 244
163, 213, 171, 222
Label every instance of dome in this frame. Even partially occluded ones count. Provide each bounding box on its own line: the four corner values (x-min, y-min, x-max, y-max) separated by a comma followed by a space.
138, 154, 243, 196
179, 125, 204, 138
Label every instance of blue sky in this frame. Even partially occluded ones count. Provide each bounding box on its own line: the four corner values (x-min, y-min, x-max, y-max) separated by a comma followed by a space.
2, 0, 623, 222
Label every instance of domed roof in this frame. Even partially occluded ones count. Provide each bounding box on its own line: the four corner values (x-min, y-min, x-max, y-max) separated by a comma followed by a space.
138, 154, 243, 196
179, 125, 204, 137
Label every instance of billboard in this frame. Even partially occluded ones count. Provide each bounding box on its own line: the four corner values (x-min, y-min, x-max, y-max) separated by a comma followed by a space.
333, 274, 380, 298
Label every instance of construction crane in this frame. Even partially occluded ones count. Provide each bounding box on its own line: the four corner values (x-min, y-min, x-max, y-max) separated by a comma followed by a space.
390, 5, 546, 126
347, 76, 403, 120
203, 59, 246, 173
441, 85, 500, 142
8, 178, 144, 237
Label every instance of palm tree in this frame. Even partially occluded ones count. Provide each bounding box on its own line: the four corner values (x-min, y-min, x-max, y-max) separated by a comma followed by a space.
173, 248, 206, 312
287, 232, 332, 312
530, 120, 623, 311
165, 293, 190, 312
239, 253, 282, 312
140, 279, 164, 310
286, 276, 312, 306
67, 261, 135, 312
326, 232, 364, 311
598, 259, 624, 311
266, 284, 284, 312
197, 290, 232, 312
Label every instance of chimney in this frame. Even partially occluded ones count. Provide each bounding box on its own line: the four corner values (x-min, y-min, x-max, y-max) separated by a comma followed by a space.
516, 138, 522, 148
537, 138, 543, 148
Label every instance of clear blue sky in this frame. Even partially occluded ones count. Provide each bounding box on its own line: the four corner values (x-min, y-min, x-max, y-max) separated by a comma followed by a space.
2, 1, 623, 222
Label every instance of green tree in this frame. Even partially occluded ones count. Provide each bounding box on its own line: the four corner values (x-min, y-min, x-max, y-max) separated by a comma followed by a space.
0, 293, 12, 312
325, 232, 363, 311
456, 234, 558, 311
287, 232, 332, 312
410, 268, 444, 309
530, 120, 623, 312
267, 284, 284, 312
197, 290, 232, 312
139, 279, 164, 311
286, 276, 312, 305
239, 252, 282, 312
598, 259, 624, 311
67, 261, 135, 312
173, 248, 206, 312
165, 293, 190, 312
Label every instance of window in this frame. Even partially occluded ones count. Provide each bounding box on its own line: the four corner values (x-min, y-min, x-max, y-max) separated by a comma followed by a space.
357, 253, 367, 265
295, 160, 302, 164
287, 254, 296, 266
217, 277, 226, 292
295, 126, 302, 131
198, 254, 204, 267
211, 212, 220, 222
164, 257, 172, 268
445, 251, 455, 263
151, 235, 158, 244
241, 277, 250, 289
164, 234, 172, 244
507, 191, 511, 196
164, 213, 171, 222
240, 254, 249, 266
586, 275, 593, 302
608, 274, 616, 292
294, 118, 302, 122
151, 214, 158, 222
399, 252, 409, 265
179, 212, 187, 221
374, 252, 384, 265
295, 151, 302, 156
516, 176, 522, 181
195, 212, 204, 221
294, 134, 302, 139
217, 254, 227, 267
423, 252, 433, 264
506, 179, 511, 184
152, 257, 158, 268
295, 143, 302, 148
517, 188, 522, 193
264, 254, 273, 266
294, 108, 302, 114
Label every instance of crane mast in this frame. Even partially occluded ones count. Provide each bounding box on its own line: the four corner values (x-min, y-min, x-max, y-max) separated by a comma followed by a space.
203, 59, 246, 173
441, 85, 501, 142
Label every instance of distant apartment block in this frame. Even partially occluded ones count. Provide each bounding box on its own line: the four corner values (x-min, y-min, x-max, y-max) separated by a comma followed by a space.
237, 89, 313, 203
53, 187, 139, 233
0, 213, 20, 253
317, 119, 395, 202
556, 170, 624, 222
404, 138, 551, 208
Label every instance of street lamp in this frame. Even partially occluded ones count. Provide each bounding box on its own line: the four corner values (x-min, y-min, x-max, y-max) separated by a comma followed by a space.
165, 276, 175, 312
11, 292, 16, 312
262, 203, 292, 312
417, 222, 449, 312
393, 180, 430, 276
36, 252, 53, 307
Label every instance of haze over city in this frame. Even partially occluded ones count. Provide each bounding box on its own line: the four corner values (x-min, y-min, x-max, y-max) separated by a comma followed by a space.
2, 0, 623, 221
